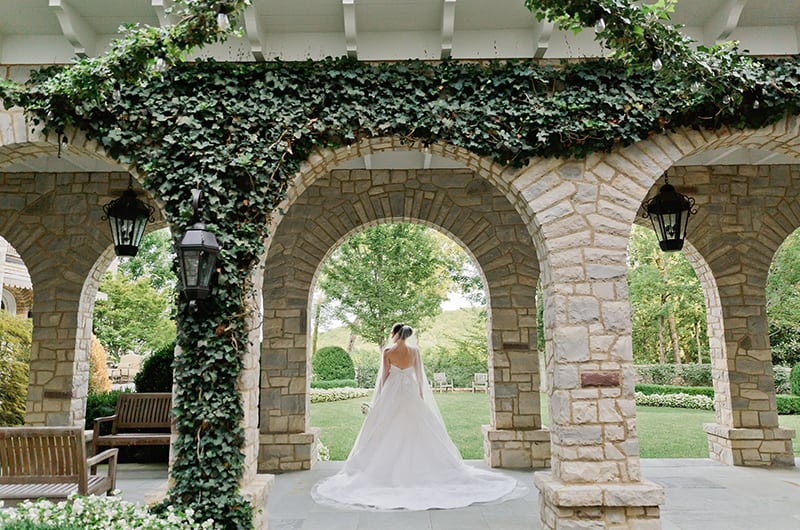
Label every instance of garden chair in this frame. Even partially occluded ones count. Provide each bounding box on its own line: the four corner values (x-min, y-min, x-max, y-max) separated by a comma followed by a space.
472, 372, 488, 392
433, 372, 454, 392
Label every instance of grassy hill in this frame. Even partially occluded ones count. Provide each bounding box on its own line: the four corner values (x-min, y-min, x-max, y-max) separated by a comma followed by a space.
316, 307, 485, 356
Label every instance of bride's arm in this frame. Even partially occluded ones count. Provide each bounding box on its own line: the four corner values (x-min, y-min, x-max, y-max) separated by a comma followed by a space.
381, 349, 391, 386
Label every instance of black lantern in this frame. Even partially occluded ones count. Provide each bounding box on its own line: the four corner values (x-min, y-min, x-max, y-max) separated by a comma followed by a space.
643, 175, 697, 252
177, 189, 220, 301
102, 177, 155, 257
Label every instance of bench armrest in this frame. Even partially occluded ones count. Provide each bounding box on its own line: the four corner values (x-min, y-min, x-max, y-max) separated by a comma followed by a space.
87, 448, 118, 494
93, 415, 117, 426
87, 448, 118, 468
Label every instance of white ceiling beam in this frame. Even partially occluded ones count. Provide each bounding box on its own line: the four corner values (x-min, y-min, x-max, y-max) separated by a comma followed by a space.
440, 0, 457, 60
244, 5, 267, 62
343, 0, 358, 59
49, 0, 97, 57
702, 0, 747, 46
152, 0, 179, 27
531, 18, 554, 59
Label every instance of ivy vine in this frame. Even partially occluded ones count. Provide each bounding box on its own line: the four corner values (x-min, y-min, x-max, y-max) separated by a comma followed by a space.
0, 1, 799, 529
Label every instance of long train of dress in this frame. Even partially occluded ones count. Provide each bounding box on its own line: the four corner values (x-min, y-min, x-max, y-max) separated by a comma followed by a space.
311, 364, 527, 511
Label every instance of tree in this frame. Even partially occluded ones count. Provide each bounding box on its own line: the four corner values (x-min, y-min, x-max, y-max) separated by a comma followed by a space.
93, 270, 176, 361
89, 335, 112, 394
767, 229, 800, 365
627, 225, 707, 364
117, 228, 177, 293
318, 223, 464, 349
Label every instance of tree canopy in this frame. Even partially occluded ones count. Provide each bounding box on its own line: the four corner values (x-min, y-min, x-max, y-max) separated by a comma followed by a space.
318, 224, 474, 349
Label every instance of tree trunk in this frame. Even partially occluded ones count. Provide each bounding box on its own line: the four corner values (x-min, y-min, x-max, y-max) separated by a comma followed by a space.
311, 299, 322, 355
669, 314, 681, 365
347, 329, 357, 354
658, 315, 666, 364
695, 321, 703, 364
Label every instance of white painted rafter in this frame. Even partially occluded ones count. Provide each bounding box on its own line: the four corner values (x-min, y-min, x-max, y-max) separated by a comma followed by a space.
343, 0, 358, 59
152, 0, 179, 27
244, 4, 267, 62
440, 0, 457, 60
531, 18, 554, 59
703, 0, 747, 46
49, 0, 97, 57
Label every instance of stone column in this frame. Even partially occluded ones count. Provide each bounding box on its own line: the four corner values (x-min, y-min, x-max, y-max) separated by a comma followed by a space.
26, 294, 90, 426
666, 165, 796, 467
259, 305, 318, 472
524, 156, 665, 529
702, 268, 794, 467
483, 301, 550, 469
239, 270, 274, 530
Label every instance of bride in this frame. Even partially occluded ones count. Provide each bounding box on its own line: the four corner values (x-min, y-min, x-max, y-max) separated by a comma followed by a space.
311, 323, 526, 511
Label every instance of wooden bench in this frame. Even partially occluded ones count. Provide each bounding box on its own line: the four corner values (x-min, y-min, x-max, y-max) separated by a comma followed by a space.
92, 392, 172, 457
0, 426, 117, 506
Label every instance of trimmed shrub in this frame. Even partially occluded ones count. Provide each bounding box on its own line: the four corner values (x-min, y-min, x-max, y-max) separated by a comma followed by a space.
777, 394, 800, 414
791, 364, 800, 396
635, 384, 714, 398
89, 335, 111, 394
312, 346, 355, 381
310, 379, 358, 389
134, 342, 175, 393
635, 364, 712, 386
85, 390, 121, 429
774, 365, 792, 394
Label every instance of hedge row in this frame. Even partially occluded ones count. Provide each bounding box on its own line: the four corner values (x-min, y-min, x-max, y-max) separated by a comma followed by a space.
635, 384, 714, 398
310, 379, 358, 389
635, 364, 712, 386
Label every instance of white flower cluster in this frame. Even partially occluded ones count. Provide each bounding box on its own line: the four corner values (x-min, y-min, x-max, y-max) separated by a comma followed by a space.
634, 391, 714, 410
310, 387, 371, 403
316, 440, 331, 461
0, 493, 216, 530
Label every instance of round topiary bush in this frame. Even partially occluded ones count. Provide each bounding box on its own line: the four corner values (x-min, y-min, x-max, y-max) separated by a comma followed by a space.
312, 346, 355, 381
790, 364, 800, 396
134, 342, 175, 392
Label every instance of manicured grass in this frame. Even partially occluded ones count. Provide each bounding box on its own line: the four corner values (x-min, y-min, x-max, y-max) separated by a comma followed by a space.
311, 392, 800, 460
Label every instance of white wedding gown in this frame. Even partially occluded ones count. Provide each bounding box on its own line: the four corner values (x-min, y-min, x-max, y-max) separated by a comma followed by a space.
311, 349, 526, 511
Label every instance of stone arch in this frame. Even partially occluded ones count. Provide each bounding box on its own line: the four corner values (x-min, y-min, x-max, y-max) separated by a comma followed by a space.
0, 123, 167, 425
259, 165, 549, 471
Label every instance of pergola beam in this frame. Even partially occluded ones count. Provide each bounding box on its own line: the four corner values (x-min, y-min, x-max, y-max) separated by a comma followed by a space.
49, 0, 97, 57
440, 0, 457, 60
703, 0, 747, 46
244, 5, 267, 62
531, 18, 554, 59
343, 0, 358, 59
152, 0, 179, 27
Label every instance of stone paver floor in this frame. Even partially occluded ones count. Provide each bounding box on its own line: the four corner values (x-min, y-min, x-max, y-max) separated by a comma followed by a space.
113, 458, 800, 529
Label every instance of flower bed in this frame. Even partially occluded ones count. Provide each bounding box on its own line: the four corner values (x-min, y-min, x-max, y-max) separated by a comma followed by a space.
0, 495, 213, 530
634, 391, 714, 410
310, 387, 371, 403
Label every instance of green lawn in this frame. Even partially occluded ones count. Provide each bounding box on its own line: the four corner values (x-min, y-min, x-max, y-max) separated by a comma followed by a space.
310, 392, 800, 460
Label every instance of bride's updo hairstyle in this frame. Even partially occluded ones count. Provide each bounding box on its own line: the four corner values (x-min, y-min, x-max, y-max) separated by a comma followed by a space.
391, 323, 414, 340
399, 325, 413, 340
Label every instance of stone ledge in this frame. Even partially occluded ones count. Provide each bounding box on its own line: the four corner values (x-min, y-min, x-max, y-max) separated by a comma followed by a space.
482, 425, 551, 442
703, 423, 796, 440
534, 471, 665, 508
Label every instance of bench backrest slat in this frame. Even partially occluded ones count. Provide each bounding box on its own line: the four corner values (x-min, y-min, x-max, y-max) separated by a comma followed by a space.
115, 393, 172, 430
0, 427, 85, 485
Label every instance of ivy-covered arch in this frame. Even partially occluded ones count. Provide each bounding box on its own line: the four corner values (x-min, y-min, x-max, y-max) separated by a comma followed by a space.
0, 0, 797, 523
260, 162, 547, 471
